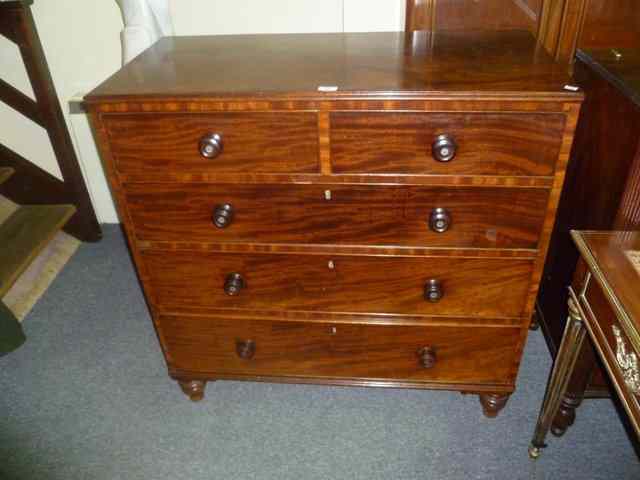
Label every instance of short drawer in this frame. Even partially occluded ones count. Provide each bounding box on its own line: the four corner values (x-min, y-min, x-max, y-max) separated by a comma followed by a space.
161, 315, 520, 385
582, 275, 640, 376
125, 183, 548, 249
578, 275, 640, 420
103, 112, 319, 175
144, 251, 533, 318
582, 276, 621, 351
330, 112, 564, 176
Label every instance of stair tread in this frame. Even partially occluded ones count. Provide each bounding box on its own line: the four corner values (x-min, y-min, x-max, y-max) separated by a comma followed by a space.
0, 204, 76, 297
0, 167, 14, 185
0, 1, 34, 13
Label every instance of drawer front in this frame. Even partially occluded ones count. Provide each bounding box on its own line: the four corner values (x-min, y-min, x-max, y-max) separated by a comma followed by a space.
144, 251, 533, 317
583, 277, 626, 357
331, 112, 564, 176
126, 184, 548, 249
104, 113, 319, 175
161, 315, 520, 384
581, 277, 640, 420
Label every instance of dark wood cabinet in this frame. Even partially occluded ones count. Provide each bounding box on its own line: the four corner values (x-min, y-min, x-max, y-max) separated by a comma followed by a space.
405, 0, 541, 33
536, 48, 640, 434
406, 0, 640, 64
86, 31, 581, 416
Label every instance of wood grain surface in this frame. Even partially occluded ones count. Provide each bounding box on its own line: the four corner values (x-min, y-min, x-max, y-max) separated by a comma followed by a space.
407, 0, 540, 33
104, 112, 319, 175
85, 31, 578, 101
124, 183, 549, 249
579, 0, 640, 50
331, 112, 564, 176
142, 251, 534, 318
160, 315, 521, 384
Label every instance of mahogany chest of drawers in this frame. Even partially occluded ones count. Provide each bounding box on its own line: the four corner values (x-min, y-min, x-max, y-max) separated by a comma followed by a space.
86, 30, 582, 417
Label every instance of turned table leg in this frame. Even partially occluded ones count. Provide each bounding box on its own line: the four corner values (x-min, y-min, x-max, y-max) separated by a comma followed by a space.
178, 379, 207, 401
529, 294, 587, 459
550, 338, 597, 436
551, 395, 582, 436
479, 393, 511, 418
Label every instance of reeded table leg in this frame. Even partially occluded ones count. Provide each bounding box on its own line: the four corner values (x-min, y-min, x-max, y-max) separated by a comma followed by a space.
551, 394, 582, 436
551, 338, 598, 436
529, 294, 587, 459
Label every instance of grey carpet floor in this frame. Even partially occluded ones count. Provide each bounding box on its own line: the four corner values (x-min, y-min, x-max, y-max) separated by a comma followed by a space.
1, 225, 639, 480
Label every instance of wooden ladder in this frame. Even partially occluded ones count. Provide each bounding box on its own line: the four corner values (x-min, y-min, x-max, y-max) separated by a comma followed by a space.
0, 0, 100, 242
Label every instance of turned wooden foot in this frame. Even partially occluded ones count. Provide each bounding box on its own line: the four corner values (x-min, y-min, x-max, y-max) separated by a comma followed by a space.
178, 379, 207, 401
529, 311, 540, 331
550, 394, 581, 436
479, 393, 510, 418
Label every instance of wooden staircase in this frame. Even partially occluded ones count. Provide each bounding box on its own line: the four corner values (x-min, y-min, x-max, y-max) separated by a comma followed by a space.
0, 166, 75, 354
0, 1, 101, 354
0, 0, 100, 242
0, 167, 14, 185
0, 1, 99, 354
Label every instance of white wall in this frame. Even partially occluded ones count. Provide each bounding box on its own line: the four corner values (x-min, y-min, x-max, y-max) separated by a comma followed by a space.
1, 0, 123, 222
0, 0, 405, 223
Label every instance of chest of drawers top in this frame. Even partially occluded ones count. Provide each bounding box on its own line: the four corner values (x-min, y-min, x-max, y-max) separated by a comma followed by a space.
86, 30, 579, 106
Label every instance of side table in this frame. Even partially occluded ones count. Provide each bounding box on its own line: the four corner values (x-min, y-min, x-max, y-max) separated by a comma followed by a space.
530, 231, 640, 458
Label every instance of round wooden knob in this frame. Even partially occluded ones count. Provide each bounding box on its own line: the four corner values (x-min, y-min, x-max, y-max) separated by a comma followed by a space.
432, 134, 457, 162
429, 208, 451, 233
224, 272, 245, 296
199, 132, 223, 159
236, 339, 256, 359
417, 346, 437, 369
424, 279, 443, 302
213, 203, 234, 229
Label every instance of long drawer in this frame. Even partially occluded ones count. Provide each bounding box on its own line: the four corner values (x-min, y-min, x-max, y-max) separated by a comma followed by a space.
125, 183, 548, 249
331, 112, 565, 176
103, 112, 320, 175
161, 315, 520, 385
144, 251, 533, 317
